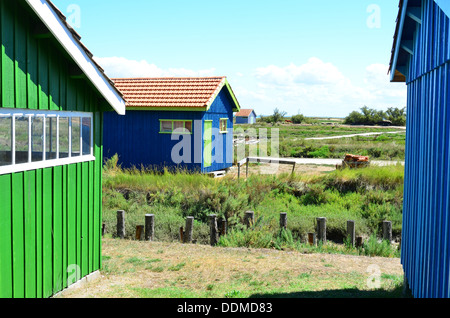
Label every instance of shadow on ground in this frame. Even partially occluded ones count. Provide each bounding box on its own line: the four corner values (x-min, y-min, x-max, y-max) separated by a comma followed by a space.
250, 284, 412, 298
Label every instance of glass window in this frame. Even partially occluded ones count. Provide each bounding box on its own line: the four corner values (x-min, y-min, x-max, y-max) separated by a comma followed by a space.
161, 121, 172, 133
71, 117, 81, 157
82, 117, 91, 156
0, 110, 95, 175
31, 117, 44, 162
184, 121, 192, 133
220, 119, 227, 133
59, 117, 69, 159
0, 117, 12, 166
15, 116, 29, 164
173, 121, 184, 132
46, 117, 57, 160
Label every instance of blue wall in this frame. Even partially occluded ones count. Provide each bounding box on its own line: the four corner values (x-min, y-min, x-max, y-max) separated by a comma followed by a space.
401, 0, 450, 298
235, 112, 256, 124
202, 88, 235, 173
103, 87, 235, 173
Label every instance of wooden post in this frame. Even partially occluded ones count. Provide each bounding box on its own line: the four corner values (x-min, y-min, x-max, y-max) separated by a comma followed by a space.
179, 227, 184, 243
246, 158, 249, 178
244, 210, 255, 228
117, 210, 125, 239
291, 163, 296, 175
209, 214, 218, 246
135, 225, 144, 241
102, 223, 106, 237
184, 216, 194, 243
280, 213, 287, 230
219, 217, 227, 236
383, 221, 392, 242
145, 214, 155, 241
347, 220, 355, 247
308, 233, 316, 246
238, 164, 241, 179
356, 236, 363, 248
316, 217, 327, 244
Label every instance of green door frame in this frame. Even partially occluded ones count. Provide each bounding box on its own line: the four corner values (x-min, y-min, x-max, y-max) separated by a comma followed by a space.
203, 120, 212, 168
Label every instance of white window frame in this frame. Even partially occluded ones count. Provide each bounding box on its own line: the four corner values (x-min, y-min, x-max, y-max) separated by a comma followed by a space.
0, 108, 94, 175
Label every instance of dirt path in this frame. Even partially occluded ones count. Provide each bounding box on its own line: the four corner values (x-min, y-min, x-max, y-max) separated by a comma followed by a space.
304, 130, 406, 140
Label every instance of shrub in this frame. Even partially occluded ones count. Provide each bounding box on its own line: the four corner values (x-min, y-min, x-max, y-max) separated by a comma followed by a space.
291, 114, 305, 124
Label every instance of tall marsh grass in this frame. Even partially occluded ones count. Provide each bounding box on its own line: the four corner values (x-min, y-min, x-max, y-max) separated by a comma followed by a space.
102, 157, 404, 256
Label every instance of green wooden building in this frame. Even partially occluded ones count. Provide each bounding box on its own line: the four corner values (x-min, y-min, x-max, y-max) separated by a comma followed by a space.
0, 0, 125, 298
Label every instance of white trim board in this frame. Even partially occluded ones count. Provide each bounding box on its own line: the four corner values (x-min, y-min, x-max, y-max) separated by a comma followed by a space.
24, 0, 126, 115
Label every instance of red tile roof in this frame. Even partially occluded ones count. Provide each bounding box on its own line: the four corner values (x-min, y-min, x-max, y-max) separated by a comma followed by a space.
235, 109, 255, 117
113, 77, 230, 109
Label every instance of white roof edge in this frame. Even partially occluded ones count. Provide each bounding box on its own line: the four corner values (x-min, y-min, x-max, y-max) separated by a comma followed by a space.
390, 0, 409, 82
25, 0, 126, 115
205, 77, 226, 110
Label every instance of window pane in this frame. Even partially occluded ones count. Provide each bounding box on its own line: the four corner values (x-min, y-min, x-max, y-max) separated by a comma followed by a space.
15, 116, 29, 164
46, 117, 57, 160
31, 117, 44, 162
185, 121, 192, 133
71, 117, 81, 157
220, 119, 227, 132
82, 117, 91, 156
173, 121, 184, 132
59, 117, 69, 159
161, 121, 172, 133
0, 117, 12, 166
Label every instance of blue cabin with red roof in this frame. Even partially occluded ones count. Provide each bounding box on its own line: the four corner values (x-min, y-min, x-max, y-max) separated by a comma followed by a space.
103, 77, 240, 173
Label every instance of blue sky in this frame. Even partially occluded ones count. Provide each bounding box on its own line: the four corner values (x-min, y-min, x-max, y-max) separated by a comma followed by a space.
52, 0, 407, 117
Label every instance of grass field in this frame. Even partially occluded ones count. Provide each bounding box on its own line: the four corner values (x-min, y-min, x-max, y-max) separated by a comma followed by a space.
102, 161, 404, 257
56, 238, 406, 298
234, 123, 406, 160
81, 123, 408, 299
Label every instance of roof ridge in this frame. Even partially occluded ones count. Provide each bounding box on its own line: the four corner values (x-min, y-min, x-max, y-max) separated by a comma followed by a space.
112, 76, 226, 81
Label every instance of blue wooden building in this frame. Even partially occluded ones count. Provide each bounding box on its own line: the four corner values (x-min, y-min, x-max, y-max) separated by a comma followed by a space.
390, 0, 450, 298
103, 77, 241, 173
235, 109, 257, 124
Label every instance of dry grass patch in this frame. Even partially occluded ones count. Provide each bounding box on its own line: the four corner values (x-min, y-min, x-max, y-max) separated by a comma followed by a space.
57, 238, 405, 298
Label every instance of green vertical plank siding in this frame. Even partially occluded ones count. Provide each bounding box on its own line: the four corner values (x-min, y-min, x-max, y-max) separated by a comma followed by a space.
81, 162, 88, 277
24, 171, 36, 298
94, 112, 102, 270
53, 165, 63, 293
62, 165, 68, 289
0, 175, 13, 298
1, 0, 108, 298
42, 168, 52, 298
35, 169, 43, 298
14, 4, 27, 109
67, 165, 77, 282
1, 0, 15, 108
11, 173, 25, 298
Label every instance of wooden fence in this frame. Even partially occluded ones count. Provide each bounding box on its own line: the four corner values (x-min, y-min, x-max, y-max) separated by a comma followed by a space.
108, 210, 394, 248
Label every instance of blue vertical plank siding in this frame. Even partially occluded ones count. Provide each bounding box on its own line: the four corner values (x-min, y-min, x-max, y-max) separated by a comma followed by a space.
396, 0, 450, 298
104, 87, 235, 173
202, 89, 234, 173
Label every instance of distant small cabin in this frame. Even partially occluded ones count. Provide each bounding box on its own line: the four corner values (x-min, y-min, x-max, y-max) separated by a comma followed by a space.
235, 109, 257, 124
103, 77, 241, 173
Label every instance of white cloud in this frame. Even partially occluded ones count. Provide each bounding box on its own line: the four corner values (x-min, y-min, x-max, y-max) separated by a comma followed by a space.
246, 58, 407, 117
94, 56, 216, 78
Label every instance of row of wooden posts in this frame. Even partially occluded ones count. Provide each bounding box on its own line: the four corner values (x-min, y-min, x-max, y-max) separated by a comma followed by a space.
111, 210, 394, 247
